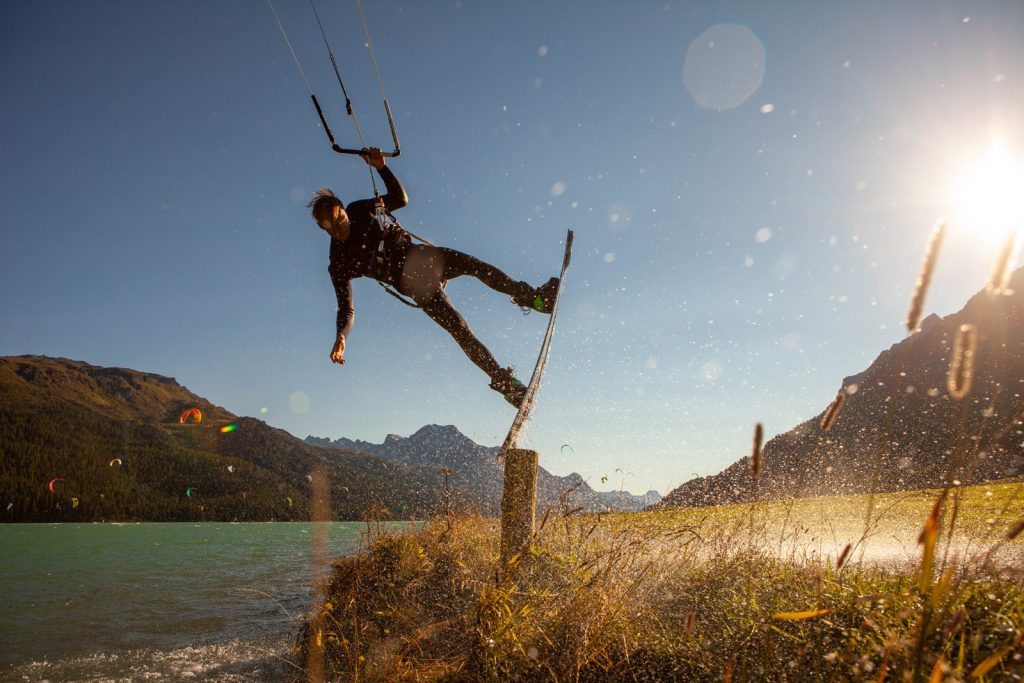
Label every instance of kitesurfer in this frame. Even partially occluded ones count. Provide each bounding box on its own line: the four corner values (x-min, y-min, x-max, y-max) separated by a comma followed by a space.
309, 148, 558, 407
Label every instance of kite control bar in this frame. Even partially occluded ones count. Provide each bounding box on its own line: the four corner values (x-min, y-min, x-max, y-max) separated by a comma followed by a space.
270, 0, 401, 160
311, 94, 401, 158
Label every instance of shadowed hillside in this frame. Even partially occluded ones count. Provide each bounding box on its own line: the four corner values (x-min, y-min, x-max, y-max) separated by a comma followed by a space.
0, 356, 447, 522
657, 268, 1024, 509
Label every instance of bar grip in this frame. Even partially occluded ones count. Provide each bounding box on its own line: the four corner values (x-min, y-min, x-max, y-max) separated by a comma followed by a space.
383, 100, 400, 158
331, 145, 401, 158
311, 95, 335, 144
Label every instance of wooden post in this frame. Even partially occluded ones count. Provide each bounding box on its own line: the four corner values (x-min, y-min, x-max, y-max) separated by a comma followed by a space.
500, 448, 538, 566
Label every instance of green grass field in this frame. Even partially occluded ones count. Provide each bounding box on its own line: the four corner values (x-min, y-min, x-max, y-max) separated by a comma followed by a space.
625, 480, 1024, 569
294, 481, 1024, 681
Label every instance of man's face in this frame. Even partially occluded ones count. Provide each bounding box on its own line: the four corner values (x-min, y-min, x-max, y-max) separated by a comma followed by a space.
319, 203, 350, 240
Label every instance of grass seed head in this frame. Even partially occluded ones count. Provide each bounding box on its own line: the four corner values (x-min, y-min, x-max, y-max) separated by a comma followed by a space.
820, 392, 846, 432
750, 423, 764, 478
906, 222, 947, 332
724, 655, 736, 683
684, 610, 697, 637
946, 324, 978, 400
836, 543, 853, 570
987, 227, 1020, 294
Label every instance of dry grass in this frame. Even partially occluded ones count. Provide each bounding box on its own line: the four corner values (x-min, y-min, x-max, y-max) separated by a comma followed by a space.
988, 229, 1020, 295
820, 392, 845, 433
906, 222, 947, 332
294, 480, 1024, 682
947, 324, 978, 401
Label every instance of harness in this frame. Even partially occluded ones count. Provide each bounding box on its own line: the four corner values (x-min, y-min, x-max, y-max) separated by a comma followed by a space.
369, 199, 437, 309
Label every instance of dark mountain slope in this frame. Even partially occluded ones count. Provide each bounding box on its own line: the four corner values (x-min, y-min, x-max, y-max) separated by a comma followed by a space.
657, 268, 1024, 509
0, 356, 444, 522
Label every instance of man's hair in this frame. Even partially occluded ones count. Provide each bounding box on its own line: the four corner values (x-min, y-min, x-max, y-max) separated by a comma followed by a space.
308, 188, 343, 228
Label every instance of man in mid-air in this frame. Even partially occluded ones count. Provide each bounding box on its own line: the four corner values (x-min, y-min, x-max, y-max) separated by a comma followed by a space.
309, 148, 558, 407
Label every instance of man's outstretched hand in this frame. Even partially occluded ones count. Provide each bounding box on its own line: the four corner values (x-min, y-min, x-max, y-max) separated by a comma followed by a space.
330, 335, 347, 365
363, 147, 385, 170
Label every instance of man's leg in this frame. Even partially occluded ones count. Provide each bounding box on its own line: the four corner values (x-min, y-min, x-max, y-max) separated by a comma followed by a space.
418, 290, 525, 406
418, 289, 503, 378
436, 248, 534, 300
438, 247, 558, 313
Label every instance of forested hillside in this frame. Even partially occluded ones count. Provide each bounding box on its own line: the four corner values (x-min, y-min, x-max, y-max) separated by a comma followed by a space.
0, 356, 445, 522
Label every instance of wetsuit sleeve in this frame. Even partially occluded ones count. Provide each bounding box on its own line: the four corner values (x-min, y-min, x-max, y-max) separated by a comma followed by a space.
377, 165, 409, 211
333, 274, 354, 338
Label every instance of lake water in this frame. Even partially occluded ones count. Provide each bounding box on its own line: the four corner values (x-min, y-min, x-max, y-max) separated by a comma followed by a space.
0, 522, 402, 681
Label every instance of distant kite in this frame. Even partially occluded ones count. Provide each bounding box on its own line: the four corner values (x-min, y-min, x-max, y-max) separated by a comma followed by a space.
219, 424, 237, 433
179, 408, 202, 424
71, 497, 79, 509
561, 444, 575, 454
186, 487, 196, 498
286, 497, 293, 507
227, 465, 234, 473
48, 477, 64, 493
109, 458, 122, 467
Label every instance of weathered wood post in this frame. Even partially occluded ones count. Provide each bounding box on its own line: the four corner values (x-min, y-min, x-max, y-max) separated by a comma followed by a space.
500, 448, 539, 566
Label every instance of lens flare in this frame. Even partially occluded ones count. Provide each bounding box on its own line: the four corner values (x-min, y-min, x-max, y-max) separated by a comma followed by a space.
954, 141, 1024, 240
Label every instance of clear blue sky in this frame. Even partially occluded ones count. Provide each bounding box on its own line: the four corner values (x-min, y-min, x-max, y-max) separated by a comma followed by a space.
2, 1, 1023, 497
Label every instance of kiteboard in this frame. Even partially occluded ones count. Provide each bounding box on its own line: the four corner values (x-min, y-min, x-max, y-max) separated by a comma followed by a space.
499, 229, 574, 459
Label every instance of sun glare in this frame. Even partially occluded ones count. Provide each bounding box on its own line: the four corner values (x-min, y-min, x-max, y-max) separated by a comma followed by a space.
953, 142, 1024, 242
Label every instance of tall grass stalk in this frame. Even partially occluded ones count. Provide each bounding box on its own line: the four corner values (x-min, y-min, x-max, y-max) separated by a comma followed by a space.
906, 222, 947, 332
987, 227, 1020, 294
947, 323, 978, 401
819, 392, 845, 432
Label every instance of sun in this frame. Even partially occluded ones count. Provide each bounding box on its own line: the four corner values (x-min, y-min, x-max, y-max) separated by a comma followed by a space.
953, 141, 1024, 242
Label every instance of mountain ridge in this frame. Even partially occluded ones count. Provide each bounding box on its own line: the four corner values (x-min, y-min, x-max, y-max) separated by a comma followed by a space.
306, 426, 661, 511
655, 268, 1024, 509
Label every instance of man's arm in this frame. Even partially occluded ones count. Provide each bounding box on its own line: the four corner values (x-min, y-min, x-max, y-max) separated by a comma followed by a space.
377, 165, 409, 212
364, 147, 408, 211
332, 275, 354, 364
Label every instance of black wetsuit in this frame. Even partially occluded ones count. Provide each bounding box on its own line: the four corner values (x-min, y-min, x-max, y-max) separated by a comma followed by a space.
328, 166, 532, 381
328, 166, 410, 339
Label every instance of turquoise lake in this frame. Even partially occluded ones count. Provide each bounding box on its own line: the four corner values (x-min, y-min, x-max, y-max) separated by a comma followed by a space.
0, 522, 403, 681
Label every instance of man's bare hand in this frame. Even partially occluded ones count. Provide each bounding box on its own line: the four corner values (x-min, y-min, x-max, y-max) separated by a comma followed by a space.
363, 147, 385, 170
330, 336, 347, 365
